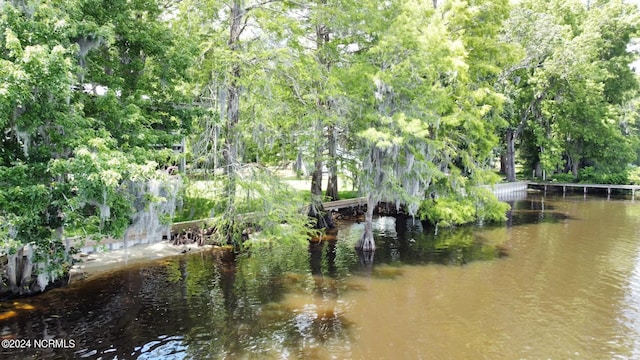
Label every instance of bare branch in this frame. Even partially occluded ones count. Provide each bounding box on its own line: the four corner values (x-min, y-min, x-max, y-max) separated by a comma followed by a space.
245, 0, 280, 13
238, 12, 252, 39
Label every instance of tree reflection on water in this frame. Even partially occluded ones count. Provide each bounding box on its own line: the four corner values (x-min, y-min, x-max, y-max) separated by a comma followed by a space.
343, 216, 502, 268
0, 215, 507, 359
162, 217, 503, 358
162, 241, 355, 359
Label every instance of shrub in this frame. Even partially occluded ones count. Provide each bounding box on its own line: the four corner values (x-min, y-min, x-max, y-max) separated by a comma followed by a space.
604, 172, 628, 185
628, 166, 640, 185
473, 187, 511, 223
578, 166, 628, 185
419, 196, 476, 227
578, 166, 598, 183
550, 173, 576, 183
418, 188, 510, 228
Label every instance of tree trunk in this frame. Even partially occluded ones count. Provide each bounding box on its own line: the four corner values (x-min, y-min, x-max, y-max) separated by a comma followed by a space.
294, 148, 305, 176
7, 250, 19, 293
19, 248, 33, 290
534, 162, 542, 179
503, 93, 544, 182
223, 1, 243, 243
308, 117, 334, 229
325, 124, 339, 201
309, 0, 337, 224
505, 129, 517, 182
308, 192, 334, 230
224, 64, 240, 203
571, 157, 580, 178
563, 155, 571, 174
355, 192, 376, 251
311, 125, 323, 200
499, 152, 507, 174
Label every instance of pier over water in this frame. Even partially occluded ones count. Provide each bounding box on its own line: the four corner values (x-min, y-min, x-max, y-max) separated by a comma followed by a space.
528, 182, 640, 199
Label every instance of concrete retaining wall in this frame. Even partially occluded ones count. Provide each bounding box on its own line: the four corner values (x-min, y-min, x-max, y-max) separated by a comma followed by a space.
486, 181, 529, 195
65, 225, 171, 255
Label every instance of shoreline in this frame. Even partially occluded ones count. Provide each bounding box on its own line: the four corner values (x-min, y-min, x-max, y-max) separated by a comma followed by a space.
63, 183, 530, 283
67, 219, 358, 282
69, 181, 529, 279
69, 241, 213, 281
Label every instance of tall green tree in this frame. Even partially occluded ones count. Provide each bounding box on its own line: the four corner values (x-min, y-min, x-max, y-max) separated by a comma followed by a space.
349, 0, 510, 251
499, 0, 639, 181
497, 0, 571, 181
0, 0, 187, 295
178, 0, 321, 241
286, 0, 377, 227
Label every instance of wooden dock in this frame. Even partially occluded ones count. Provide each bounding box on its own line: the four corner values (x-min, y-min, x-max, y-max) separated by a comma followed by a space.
323, 197, 367, 211
528, 182, 640, 198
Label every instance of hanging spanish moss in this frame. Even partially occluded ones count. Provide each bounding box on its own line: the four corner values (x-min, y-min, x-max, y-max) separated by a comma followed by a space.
191, 83, 225, 173
13, 126, 30, 157
125, 177, 181, 247
356, 73, 452, 250
75, 35, 106, 82
98, 188, 110, 230
1, 242, 70, 300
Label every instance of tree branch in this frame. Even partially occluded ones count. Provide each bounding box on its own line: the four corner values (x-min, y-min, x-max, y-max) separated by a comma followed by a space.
514, 90, 546, 139
245, 0, 280, 13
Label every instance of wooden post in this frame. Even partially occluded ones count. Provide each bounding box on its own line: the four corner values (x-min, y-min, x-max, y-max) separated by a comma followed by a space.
584, 186, 587, 199
563, 186, 566, 197
607, 187, 611, 200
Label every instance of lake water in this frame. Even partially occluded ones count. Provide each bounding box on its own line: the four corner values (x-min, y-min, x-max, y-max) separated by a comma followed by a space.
1, 194, 640, 359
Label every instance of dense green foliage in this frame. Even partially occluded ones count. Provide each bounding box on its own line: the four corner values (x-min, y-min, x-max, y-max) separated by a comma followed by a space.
419, 188, 510, 229
499, 0, 640, 181
0, 0, 189, 283
1, 0, 640, 280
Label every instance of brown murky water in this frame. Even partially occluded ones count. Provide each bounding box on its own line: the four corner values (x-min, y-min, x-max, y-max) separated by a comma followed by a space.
1, 195, 640, 359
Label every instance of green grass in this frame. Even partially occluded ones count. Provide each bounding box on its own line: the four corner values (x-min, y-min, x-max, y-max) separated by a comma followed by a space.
337, 190, 360, 199
296, 189, 360, 203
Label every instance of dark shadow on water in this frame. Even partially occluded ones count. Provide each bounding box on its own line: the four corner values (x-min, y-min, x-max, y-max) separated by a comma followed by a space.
344, 196, 579, 274
493, 196, 577, 229
355, 250, 375, 274
509, 198, 556, 211
506, 209, 573, 227
362, 216, 504, 270
0, 245, 355, 359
